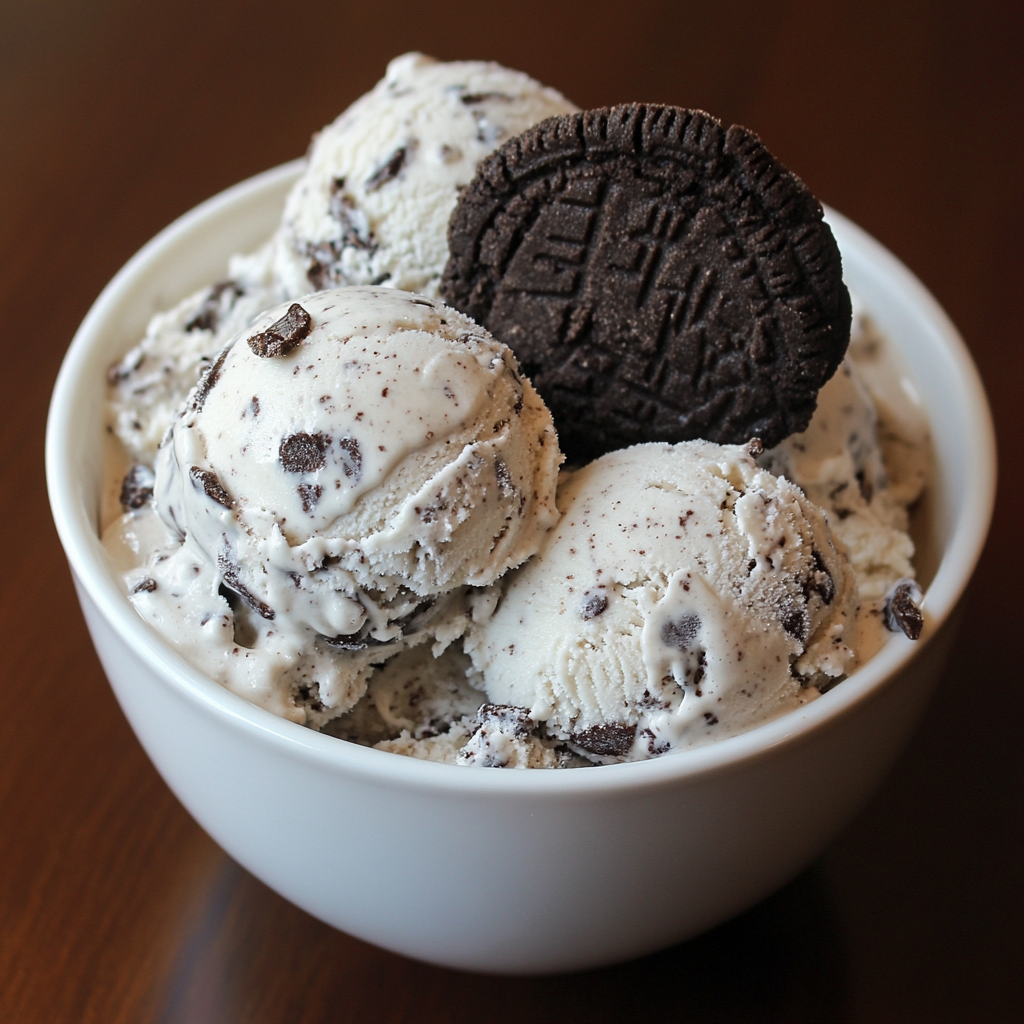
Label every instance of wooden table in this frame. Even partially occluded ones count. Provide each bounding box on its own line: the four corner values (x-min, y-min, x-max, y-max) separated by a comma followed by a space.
2, 2, 1020, 1019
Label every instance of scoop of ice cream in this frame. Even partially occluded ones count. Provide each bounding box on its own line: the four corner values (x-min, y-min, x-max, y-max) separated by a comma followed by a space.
761, 306, 928, 607
271, 52, 577, 299
154, 286, 561, 655
466, 441, 857, 763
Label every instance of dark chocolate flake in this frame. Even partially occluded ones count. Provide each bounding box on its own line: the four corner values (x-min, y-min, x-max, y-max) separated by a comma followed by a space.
477, 704, 534, 737
662, 613, 701, 650
120, 464, 155, 511
810, 550, 835, 604
460, 91, 512, 104
338, 436, 362, 482
191, 345, 230, 413
320, 631, 390, 652
185, 280, 243, 333
297, 482, 323, 512
884, 580, 923, 640
580, 592, 608, 620
280, 431, 331, 474
131, 577, 157, 594
217, 556, 274, 620
248, 304, 312, 358
573, 723, 636, 758
189, 466, 233, 508
365, 145, 411, 192
782, 607, 809, 642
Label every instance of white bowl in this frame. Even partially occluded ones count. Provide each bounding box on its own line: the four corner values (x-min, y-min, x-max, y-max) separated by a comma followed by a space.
46, 162, 996, 974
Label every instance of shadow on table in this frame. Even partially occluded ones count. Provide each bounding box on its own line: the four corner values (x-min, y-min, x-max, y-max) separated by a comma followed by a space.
155, 856, 848, 1024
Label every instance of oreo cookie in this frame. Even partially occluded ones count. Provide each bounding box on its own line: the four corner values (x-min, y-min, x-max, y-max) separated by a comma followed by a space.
441, 105, 851, 459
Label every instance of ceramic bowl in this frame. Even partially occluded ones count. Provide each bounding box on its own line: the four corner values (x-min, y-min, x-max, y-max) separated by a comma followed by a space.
46, 162, 996, 974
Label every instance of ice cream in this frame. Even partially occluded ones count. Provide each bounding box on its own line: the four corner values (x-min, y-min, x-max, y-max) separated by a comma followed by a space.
106, 265, 280, 466
462, 441, 857, 762
106, 53, 576, 467
104, 286, 560, 723
272, 52, 577, 300
761, 300, 929, 608
100, 55, 930, 768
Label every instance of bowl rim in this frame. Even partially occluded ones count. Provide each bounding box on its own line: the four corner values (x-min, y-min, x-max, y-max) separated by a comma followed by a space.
46, 161, 998, 797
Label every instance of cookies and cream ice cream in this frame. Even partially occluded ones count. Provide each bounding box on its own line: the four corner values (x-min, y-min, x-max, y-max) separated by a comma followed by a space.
464, 441, 857, 762
106, 53, 576, 466
99, 55, 930, 767
762, 301, 929, 607
107, 268, 280, 466
272, 52, 577, 300
105, 286, 560, 724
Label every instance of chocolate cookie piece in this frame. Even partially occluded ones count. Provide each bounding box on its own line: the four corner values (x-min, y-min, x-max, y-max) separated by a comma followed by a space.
441, 105, 851, 459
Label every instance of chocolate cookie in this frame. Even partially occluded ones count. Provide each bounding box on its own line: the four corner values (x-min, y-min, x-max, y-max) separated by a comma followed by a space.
441, 105, 851, 459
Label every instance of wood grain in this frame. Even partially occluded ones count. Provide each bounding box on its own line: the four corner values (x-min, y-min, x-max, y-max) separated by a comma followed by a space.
1, 1, 1021, 1020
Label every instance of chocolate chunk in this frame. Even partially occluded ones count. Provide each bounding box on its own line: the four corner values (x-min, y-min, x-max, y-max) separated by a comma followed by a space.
693, 652, 707, 688
189, 466, 233, 508
746, 437, 764, 459
185, 281, 243, 333
216, 556, 274, 620
884, 580, 924, 640
328, 180, 374, 251
662, 613, 701, 650
477, 704, 534, 737
581, 592, 608, 620
337, 436, 362, 482
107, 350, 142, 385
131, 577, 157, 594
810, 550, 835, 604
248, 303, 312, 358
319, 632, 390, 652
782, 607, 809, 642
573, 722, 636, 758
460, 91, 512, 105
441, 105, 851, 461
855, 468, 874, 504
297, 482, 323, 512
120, 464, 155, 511
365, 145, 412, 192
191, 345, 230, 413
280, 431, 330, 474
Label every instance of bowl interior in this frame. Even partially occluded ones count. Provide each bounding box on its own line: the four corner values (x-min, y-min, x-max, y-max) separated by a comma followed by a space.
46, 165, 997, 790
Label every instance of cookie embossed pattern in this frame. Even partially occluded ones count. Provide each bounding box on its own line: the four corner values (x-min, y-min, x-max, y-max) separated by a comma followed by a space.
47, 55, 994, 971
442, 105, 850, 461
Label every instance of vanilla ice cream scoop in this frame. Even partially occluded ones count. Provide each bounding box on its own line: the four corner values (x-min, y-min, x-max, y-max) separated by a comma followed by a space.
272, 52, 577, 299
466, 441, 857, 762
155, 286, 561, 651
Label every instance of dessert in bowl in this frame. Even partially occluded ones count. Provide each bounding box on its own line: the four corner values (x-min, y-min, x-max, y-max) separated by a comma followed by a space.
46, 57, 994, 973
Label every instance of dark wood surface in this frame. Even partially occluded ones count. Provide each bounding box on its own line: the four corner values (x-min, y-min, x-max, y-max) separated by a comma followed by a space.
2, 2, 1021, 1020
